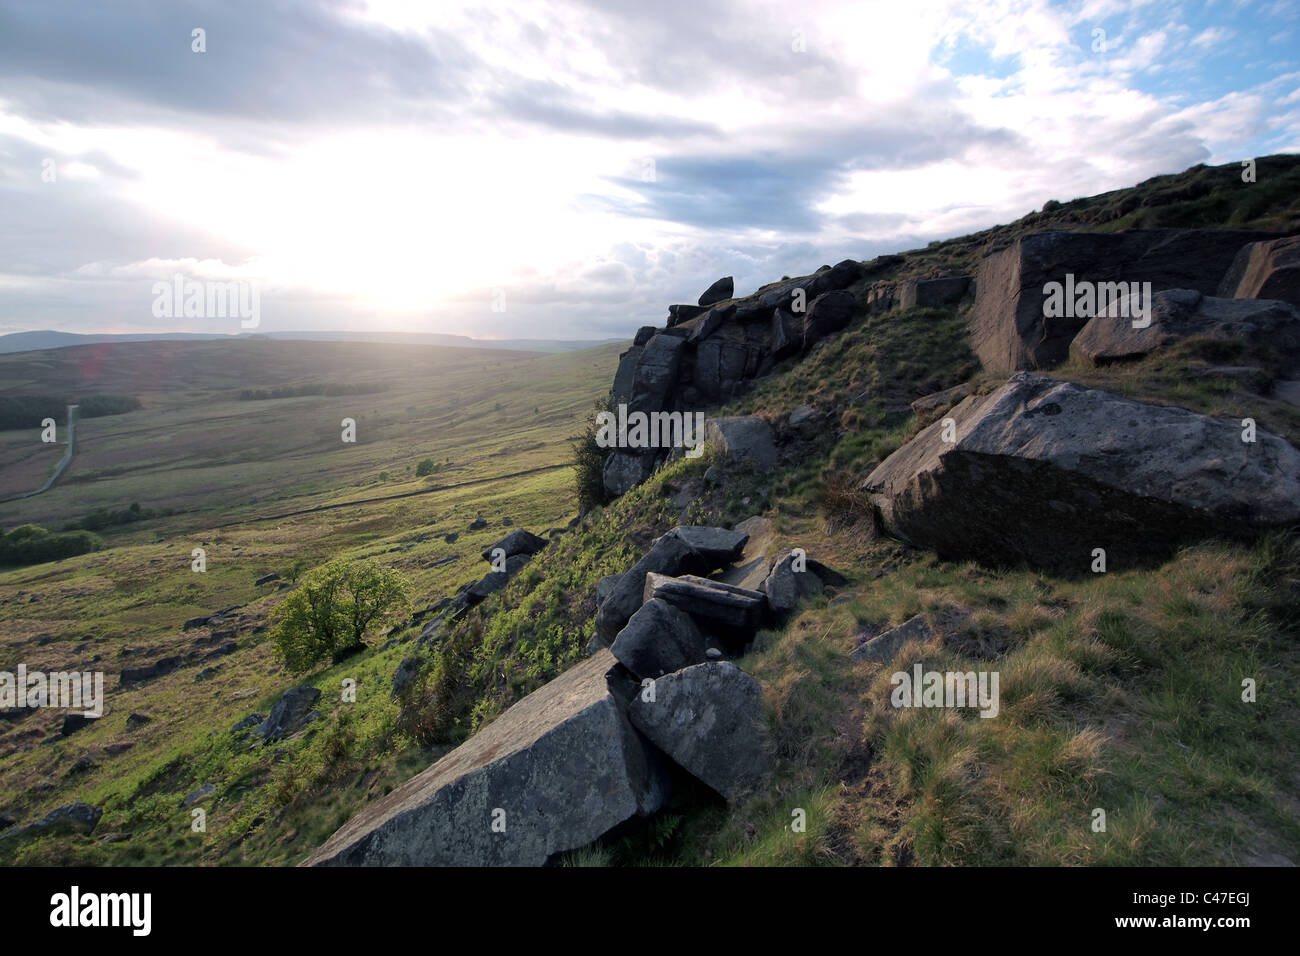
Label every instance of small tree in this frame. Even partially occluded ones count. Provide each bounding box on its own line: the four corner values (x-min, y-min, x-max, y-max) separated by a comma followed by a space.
416, 458, 436, 477
270, 560, 410, 671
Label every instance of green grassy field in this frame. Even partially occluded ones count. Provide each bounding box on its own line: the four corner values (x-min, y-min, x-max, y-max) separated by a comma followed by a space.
0, 337, 622, 864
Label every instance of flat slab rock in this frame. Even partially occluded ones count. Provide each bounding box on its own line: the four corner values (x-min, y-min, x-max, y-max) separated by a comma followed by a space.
304, 650, 667, 866
864, 371, 1300, 572
643, 572, 768, 635
628, 661, 768, 802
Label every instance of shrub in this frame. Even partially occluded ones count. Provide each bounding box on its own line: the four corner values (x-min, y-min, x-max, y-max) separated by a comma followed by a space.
571, 395, 612, 514
416, 458, 437, 477
269, 560, 410, 672
0, 524, 103, 566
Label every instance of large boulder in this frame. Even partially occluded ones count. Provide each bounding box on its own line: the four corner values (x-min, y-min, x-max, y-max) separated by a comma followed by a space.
763, 550, 828, 615
669, 526, 750, 565
704, 416, 778, 468
863, 372, 1300, 572
256, 686, 322, 742
627, 661, 767, 801
698, 276, 735, 307
810, 258, 865, 295
481, 529, 549, 563
305, 650, 668, 866
802, 290, 856, 350
1218, 235, 1300, 306
971, 229, 1280, 372
465, 553, 532, 602
1069, 289, 1300, 367
610, 598, 710, 679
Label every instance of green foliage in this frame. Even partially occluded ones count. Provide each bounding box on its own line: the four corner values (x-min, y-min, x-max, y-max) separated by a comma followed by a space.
0, 394, 141, 431
570, 394, 612, 514
66, 501, 171, 533
0, 524, 103, 566
415, 458, 438, 477
269, 560, 410, 672
378, 471, 390, 482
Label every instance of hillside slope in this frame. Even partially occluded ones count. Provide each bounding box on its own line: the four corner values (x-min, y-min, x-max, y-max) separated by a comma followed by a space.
2, 154, 1297, 866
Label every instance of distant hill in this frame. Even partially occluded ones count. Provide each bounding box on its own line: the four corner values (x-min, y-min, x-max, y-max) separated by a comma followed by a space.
0, 329, 622, 356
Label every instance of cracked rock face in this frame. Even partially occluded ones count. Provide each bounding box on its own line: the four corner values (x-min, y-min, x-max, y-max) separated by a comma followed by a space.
970, 229, 1280, 372
864, 372, 1300, 572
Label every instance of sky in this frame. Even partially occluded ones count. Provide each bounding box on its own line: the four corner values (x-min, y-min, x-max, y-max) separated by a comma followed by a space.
0, 0, 1297, 341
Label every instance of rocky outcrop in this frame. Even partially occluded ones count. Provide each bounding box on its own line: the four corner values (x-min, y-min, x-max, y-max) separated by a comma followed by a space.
1069, 290, 1300, 367
256, 686, 322, 742
600, 259, 871, 496
864, 372, 1300, 572
971, 229, 1281, 372
1218, 235, 1300, 306
305, 650, 669, 866
626, 661, 768, 802
0, 803, 102, 845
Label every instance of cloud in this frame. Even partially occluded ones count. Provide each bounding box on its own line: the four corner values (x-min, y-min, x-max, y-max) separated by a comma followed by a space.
0, 0, 1295, 340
